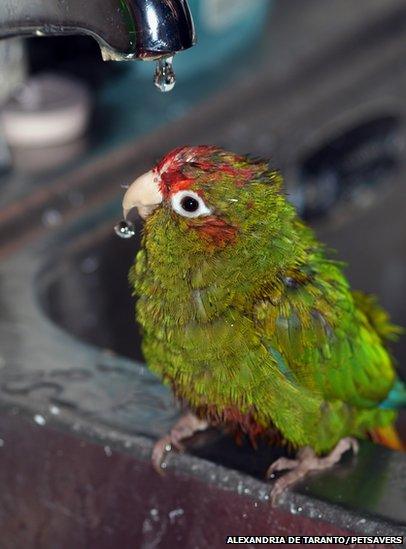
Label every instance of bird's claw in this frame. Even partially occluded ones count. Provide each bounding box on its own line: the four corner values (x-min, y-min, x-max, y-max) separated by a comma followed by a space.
266, 457, 299, 478
151, 412, 208, 474
151, 435, 185, 474
267, 437, 359, 505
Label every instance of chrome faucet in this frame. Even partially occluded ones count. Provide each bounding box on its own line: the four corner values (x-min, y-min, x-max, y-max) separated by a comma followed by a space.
0, 0, 196, 89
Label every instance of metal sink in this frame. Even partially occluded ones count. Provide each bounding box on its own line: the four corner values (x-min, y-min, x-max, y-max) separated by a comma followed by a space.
1, 1, 406, 545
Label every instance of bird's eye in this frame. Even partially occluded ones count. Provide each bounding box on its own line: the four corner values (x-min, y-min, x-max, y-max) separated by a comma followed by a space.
180, 196, 199, 212
171, 190, 211, 218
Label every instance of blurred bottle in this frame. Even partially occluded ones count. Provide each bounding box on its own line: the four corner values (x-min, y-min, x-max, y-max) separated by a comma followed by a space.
0, 39, 25, 102
0, 38, 26, 173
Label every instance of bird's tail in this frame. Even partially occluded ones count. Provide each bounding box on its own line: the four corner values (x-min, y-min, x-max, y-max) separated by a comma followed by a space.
379, 379, 406, 410
371, 378, 406, 451
371, 424, 406, 451
352, 292, 406, 450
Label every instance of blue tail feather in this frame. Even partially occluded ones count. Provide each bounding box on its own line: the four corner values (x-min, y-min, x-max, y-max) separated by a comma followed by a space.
379, 379, 406, 410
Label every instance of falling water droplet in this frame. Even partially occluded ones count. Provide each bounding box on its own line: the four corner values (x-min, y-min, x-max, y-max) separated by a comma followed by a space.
114, 220, 135, 239
154, 56, 176, 92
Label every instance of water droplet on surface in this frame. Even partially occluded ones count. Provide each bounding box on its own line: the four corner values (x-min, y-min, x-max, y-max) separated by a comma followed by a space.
168, 508, 184, 523
34, 414, 46, 426
49, 405, 60, 415
154, 56, 176, 92
80, 256, 99, 274
114, 220, 135, 239
67, 190, 84, 207
42, 209, 62, 227
142, 518, 153, 533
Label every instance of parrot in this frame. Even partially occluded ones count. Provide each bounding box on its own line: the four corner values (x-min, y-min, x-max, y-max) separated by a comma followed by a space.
121, 145, 406, 501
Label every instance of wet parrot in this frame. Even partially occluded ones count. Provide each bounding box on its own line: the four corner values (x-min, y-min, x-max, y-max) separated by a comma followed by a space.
121, 146, 406, 500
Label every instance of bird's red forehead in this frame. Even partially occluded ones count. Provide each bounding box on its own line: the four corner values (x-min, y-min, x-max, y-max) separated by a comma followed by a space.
156, 168, 192, 198
156, 145, 218, 174
154, 145, 255, 197
155, 146, 216, 197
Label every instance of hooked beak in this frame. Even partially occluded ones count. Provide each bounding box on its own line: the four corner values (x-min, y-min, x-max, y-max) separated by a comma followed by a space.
122, 170, 163, 220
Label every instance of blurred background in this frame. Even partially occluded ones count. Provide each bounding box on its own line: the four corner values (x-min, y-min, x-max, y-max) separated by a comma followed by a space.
3, 0, 404, 371
0, 0, 406, 543
1, 0, 406, 438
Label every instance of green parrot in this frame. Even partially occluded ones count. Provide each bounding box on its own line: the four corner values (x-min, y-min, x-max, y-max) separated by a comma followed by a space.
121, 145, 406, 500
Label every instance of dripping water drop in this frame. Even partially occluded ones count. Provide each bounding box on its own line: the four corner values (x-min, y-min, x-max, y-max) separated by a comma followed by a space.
114, 220, 135, 239
154, 56, 176, 92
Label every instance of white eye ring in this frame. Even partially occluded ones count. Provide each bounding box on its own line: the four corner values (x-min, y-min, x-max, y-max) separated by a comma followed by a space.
171, 190, 212, 218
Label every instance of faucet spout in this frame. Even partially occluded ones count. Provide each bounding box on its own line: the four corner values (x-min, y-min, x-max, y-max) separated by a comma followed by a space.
0, 0, 196, 62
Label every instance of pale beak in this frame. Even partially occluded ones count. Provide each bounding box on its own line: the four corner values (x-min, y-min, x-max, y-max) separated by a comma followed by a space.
122, 170, 163, 220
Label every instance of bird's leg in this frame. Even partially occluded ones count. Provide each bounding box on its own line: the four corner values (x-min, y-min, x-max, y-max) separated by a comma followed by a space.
266, 437, 359, 504
152, 412, 209, 474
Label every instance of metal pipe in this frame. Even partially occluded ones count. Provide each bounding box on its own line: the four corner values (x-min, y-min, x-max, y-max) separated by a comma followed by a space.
0, 0, 195, 62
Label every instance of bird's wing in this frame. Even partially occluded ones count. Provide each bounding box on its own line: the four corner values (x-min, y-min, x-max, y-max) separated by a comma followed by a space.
252, 260, 397, 409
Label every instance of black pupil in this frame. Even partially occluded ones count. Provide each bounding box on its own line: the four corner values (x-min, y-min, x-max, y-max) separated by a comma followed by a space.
181, 196, 199, 212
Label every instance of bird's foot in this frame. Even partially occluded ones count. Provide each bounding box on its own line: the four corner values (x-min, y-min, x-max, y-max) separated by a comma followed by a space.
152, 412, 209, 474
266, 437, 359, 504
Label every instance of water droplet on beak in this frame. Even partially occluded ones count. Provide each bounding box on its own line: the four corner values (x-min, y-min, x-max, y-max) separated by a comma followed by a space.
154, 56, 176, 92
114, 220, 135, 239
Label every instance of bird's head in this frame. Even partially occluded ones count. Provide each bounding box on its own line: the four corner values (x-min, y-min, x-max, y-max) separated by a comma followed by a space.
122, 146, 296, 262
